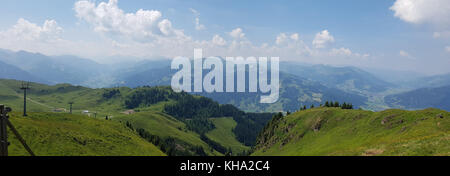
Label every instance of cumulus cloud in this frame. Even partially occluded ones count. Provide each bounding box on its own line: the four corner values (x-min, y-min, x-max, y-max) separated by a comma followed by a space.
190, 8, 205, 30
0, 18, 117, 58
0, 18, 62, 42
330, 47, 352, 56
69, 1, 364, 62
195, 18, 205, 30
290, 33, 299, 41
327, 47, 369, 59
275, 33, 288, 45
390, 0, 450, 27
0, 0, 368, 66
276, 33, 300, 45
158, 19, 173, 36
189, 8, 200, 16
74, 0, 186, 41
399, 50, 410, 57
229, 28, 245, 39
399, 50, 416, 59
212, 35, 226, 46
312, 30, 334, 48
0, 18, 64, 53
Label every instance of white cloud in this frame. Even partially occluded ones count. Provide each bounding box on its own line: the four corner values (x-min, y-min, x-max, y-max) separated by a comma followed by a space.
74, 0, 186, 41
390, 0, 450, 26
290, 33, 299, 41
275, 33, 287, 45
158, 19, 173, 36
229, 28, 245, 39
446, 46, 450, 53
399, 50, 410, 57
328, 48, 369, 59
399, 50, 415, 59
195, 18, 205, 30
189, 8, 205, 30
331, 48, 352, 56
0, 18, 117, 58
0, 0, 369, 67
0, 18, 62, 42
212, 35, 226, 46
312, 30, 334, 48
276, 33, 300, 45
189, 8, 200, 16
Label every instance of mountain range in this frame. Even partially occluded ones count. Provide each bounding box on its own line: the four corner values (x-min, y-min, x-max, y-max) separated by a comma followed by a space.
1, 49, 450, 111
280, 62, 395, 94
385, 85, 450, 111
2, 79, 448, 156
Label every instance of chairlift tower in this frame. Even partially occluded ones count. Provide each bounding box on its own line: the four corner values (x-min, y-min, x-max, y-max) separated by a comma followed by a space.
20, 82, 30, 117
68, 102, 74, 114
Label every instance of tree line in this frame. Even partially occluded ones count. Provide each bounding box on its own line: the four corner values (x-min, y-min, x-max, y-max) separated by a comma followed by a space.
298, 101, 354, 111
135, 127, 207, 156
123, 86, 275, 150
124, 87, 174, 109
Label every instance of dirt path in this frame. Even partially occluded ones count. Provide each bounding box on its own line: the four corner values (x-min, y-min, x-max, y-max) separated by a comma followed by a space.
10, 89, 55, 109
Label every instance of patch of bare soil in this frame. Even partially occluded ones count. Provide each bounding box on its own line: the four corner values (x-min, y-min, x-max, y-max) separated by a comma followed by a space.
362, 149, 384, 156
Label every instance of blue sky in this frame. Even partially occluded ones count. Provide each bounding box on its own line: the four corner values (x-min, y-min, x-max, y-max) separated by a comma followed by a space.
0, 0, 449, 74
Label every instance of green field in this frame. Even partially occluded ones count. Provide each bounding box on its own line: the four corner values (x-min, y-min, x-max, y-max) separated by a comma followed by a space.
206, 117, 250, 154
0, 79, 127, 116
7, 112, 165, 156
0, 79, 246, 156
2, 79, 449, 156
253, 107, 449, 156
113, 107, 223, 156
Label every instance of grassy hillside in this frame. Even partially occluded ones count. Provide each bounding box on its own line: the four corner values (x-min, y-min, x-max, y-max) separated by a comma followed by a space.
253, 108, 449, 156
113, 106, 223, 156
0, 79, 127, 115
7, 112, 165, 156
206, 117, 250, 154
0, 79, 253, 156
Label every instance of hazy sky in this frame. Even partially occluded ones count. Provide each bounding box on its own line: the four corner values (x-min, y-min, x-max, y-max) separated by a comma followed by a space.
0, 0, 449, 74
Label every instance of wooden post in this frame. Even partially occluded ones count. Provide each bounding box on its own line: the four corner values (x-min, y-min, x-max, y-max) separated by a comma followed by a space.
0, 105, 35, 156
0, 105, 8, 156
6, 119, 35, 156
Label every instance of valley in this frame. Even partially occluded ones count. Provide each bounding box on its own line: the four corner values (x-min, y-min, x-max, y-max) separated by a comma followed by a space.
0, 79, 269, 156
1, 50, 449, 156
2, 49, 450, 112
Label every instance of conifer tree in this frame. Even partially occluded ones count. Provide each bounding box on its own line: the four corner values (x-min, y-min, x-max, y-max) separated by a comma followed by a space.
334, 101, 340, 107
342, 102, 347, 109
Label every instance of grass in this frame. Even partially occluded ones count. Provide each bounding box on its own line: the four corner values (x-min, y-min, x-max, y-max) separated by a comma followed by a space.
113, 105, 222, 156
4, 79, 447, 156
0, 79, 247, 156
0, 79, 132, 117
253, 107, 449, 156
7, 112, 165, 156
206, 117, 250, 153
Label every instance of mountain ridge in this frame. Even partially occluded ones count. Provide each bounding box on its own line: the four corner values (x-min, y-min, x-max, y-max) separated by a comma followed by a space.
253, 107, 449, 156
